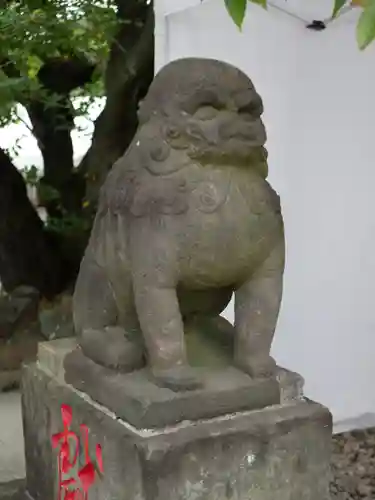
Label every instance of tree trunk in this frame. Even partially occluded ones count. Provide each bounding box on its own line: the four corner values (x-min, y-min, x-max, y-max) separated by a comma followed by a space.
0, 148, 71, 298
79, 1, 154, 213
0, 55, 93, 219
27, 56, 95, 218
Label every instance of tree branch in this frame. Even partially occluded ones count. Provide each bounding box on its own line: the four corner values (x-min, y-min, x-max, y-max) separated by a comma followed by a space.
105, 0, 153, 92
78, 2, 154, 210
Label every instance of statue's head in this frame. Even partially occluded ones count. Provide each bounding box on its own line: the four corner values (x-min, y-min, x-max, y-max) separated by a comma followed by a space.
138, 58, 267, 167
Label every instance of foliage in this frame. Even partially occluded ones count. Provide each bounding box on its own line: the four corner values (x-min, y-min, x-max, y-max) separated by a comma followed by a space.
0, 0, 153, 297
0, 0, 120, 238
356, 0, 375, 48
21, 165, 90, 233
22, 164, 39, 186
224, 0, 375, 49
0, 0, 117, 130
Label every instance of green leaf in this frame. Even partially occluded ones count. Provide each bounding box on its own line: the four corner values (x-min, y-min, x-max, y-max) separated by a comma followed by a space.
250, 0, 267, 9
332, 0, 347, 18
224, 0, 247, 28
27, 55, 42, 80
0, 77, 25, 89
38, 184, 61, 203
22, 165, 40, 185
357, 0, 375, 50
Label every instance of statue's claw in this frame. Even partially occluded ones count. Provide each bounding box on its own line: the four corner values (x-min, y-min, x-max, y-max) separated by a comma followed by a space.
151, 365, 203, 392
235, 354, 277, 379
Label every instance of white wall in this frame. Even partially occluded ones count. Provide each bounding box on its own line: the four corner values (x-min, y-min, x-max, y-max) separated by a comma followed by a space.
155, 0, 375, 426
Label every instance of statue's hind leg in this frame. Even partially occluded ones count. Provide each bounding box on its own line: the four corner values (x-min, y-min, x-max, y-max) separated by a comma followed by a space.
234, 239, 285, 378
73, 254, 144, 372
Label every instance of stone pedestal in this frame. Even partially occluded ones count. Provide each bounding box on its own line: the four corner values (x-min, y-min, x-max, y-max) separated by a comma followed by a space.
21, 339, 332, 500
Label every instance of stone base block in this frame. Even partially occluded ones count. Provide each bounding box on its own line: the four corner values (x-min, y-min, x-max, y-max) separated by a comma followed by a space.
0, 480, 25, 500
21, 340, 332, 500
0, 370, 20, 392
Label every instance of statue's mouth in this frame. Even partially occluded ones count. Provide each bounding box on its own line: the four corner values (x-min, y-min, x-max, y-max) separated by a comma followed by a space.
188, 144, 267, 165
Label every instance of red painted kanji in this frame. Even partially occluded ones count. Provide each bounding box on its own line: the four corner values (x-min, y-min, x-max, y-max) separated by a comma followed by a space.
51, 404, 104, 500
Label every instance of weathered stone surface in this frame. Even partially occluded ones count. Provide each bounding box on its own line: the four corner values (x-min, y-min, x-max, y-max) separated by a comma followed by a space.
38, 294, 74, 340
0, 370, 20, 392
21, 367, 55, 500
64, 347, 280, 428
41, 337, 305, 405
277, 367, 304, 404
22, 360, 332, 500
0, 287, 39, 341
0, 479, 25, 500
38, 338, 76, 383
71, 57, 285, 391
0, 287, 42, 392
41, 337, 310, 428
64, 310, 287, 427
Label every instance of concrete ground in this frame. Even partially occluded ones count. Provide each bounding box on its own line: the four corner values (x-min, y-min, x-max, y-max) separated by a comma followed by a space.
0, 392, 25, 484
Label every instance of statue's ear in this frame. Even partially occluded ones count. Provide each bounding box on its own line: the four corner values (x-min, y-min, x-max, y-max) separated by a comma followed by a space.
137, 99, 144, 118
145, 138, 171, 172
139, 136, 186, 177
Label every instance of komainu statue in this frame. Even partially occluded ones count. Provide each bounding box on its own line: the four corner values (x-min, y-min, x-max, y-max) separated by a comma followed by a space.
73, 58, 285, 391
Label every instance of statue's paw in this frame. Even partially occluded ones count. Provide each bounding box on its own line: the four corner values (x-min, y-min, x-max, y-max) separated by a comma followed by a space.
151, 365, 203, 392
235, 354, 276, 379
80, 327, 144, 372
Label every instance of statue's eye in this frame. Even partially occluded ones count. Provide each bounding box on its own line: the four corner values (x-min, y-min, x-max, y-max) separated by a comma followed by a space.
194, 105, 218, 121
166, 125, 180, 139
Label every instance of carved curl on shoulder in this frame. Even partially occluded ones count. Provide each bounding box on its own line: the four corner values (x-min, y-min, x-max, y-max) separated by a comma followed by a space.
97, 143, 190, 217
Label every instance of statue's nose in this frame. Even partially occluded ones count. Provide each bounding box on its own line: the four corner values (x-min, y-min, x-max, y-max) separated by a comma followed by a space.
200, 123, 220, 146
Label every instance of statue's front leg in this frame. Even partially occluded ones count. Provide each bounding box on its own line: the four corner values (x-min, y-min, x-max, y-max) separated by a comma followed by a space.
234, 239, 285, 378
130, 220, 202, 391
74, 254, 144, 372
